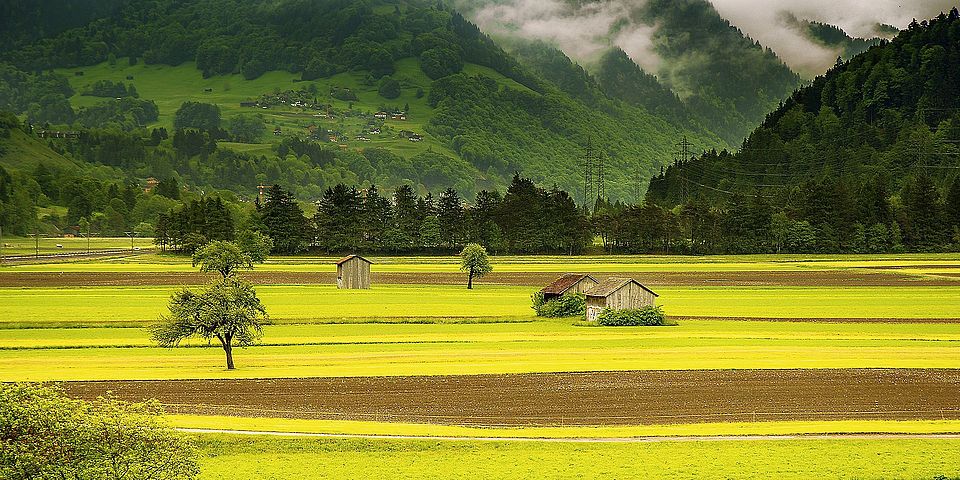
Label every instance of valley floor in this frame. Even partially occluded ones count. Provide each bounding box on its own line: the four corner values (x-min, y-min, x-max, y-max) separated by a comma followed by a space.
4, 253, 960, 478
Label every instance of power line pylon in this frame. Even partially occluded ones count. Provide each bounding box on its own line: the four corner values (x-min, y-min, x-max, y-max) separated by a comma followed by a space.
582, 140, 595, 211
596, 150, 605, 202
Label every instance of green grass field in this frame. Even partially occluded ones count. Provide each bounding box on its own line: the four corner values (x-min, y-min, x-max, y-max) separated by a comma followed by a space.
2, 284, 959, 328
5, 319, 960, 381
194, 434, 960, 480
5, 253, 960, 478
0, 236, 155, 256
54, 57, 528, 160
6, 252, 960, 273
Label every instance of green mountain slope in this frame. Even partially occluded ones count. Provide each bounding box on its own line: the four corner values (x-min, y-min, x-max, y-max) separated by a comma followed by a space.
784, 15, 886, 62
0, 0, 722, 203
647, 10, 960, 251
455, 0, 802, 146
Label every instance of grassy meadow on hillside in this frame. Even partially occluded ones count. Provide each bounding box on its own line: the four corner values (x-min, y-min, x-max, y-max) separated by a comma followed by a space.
55, 57, 533, 160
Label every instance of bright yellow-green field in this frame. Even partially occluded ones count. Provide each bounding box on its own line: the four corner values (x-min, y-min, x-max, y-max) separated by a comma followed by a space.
194, 434, 960, 480
6, 252, 960, 273
6, 253, 960, 479
5, 319, 960, 381
0, 236, 154, 256
173, 414, 960, 439
3, 284, 960, 328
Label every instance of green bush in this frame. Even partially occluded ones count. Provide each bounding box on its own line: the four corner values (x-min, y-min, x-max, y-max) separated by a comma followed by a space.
597, 306, 667, 326
531, 291, 586, 317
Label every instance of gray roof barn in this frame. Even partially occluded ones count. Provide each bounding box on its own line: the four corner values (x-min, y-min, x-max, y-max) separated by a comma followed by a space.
584, 277, 658, 321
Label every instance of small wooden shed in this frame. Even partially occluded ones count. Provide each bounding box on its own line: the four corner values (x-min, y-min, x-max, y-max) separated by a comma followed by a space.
584, 277, 658, 321
540, 274, 600, 302
336, 255, 372, 289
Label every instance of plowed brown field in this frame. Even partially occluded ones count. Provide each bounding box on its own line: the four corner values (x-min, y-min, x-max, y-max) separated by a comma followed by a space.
62, 369, 960, 426
1, 270, 952, 287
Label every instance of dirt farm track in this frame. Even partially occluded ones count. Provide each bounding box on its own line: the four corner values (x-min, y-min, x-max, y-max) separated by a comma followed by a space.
63, 369, 960, 426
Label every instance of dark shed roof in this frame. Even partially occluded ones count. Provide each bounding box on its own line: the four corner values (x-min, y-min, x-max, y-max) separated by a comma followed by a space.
585, 277, 658, 298
540, 274, 598, 295
336, 254, 373, 266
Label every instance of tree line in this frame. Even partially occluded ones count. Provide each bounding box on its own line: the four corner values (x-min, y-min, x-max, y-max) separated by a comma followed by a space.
156, 174, 592, 255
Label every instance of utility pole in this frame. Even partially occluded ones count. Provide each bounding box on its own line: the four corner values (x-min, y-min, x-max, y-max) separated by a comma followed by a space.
0, 225, 3, 264
124, 231, 135, 252
596, 150, 606, 203
582, 140, 595, 212
676, 136, 693, 201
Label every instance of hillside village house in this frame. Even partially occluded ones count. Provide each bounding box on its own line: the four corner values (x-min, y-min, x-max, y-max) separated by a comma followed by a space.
584, 277, 658, 321
337, 255, 372, 289
540, 274, 599, 302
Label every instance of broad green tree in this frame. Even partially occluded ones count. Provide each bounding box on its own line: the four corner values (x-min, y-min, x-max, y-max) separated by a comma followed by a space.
192, 240, 252, 278
459, 243, 492, 289
0, 383, 199, 480
152, 277, 268, 369
236, 230, 274, 263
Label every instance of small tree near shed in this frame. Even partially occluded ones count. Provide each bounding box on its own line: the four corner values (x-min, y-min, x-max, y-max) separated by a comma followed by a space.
459, 243, 492, 289
152, 277, 268, 370
154, 241, 269, 369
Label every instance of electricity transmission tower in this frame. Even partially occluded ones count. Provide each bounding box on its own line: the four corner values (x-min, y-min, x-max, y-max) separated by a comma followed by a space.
582, 140, 595, 211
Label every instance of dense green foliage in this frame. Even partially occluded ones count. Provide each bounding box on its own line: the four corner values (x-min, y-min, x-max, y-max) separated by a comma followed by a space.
153, 275, 268, 369
634, 0, 800, 144
0, 383, 199, 480
531, 291, 586, 318
596, 306, 668, 326
644, 10, 960, 253
308, 174, 591, 254
0, 0, 722, 204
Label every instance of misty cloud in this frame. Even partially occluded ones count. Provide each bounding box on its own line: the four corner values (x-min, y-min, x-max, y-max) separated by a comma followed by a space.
466, 0, 662, 71
461, 0, 958, 80
709, 0, 959, 76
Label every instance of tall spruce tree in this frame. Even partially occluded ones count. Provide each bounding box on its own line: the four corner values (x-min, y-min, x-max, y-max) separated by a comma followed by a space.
260, 184, 309, 254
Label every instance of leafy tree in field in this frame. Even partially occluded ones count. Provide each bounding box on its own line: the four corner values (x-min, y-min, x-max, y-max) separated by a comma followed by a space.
377, 76, 401, 99
0, 383, 199, 480
459, 243, 491, 289
236, 230, 273, 263
192, 240, 252, 278
173, 101, 221, 131
153, 276, 267, 370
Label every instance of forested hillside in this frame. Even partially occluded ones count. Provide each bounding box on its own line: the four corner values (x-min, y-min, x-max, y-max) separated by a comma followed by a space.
643, 10, 960, 253
0, 0, 721, 208
456, 0, 802, 145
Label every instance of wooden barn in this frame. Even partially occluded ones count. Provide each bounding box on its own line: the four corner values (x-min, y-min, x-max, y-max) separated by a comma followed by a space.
336, 255, 372, 289
584, 277, 658, 321
540, 274, 600, 302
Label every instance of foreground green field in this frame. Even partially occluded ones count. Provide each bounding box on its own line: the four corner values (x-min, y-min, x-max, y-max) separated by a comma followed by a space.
2, 284, 959, 328
5, 319, 960, 381
195, 434, 960, 479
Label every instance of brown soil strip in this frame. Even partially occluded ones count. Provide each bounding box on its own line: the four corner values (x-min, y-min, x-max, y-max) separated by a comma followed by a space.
61, 369, 960, 427
1, 270, 955, 287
